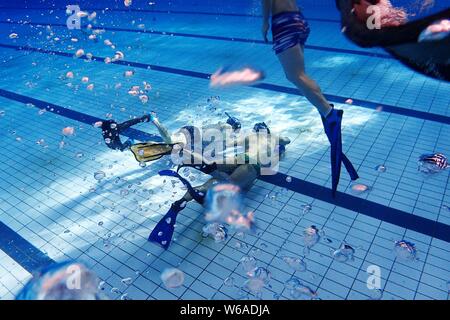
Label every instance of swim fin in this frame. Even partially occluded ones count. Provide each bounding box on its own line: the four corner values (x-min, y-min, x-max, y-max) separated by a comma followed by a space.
148, 170, 207, 249
321, 107, 359, 196
159, 170, 206, 204
130, 143, 176, 162
148, 199, 186, 250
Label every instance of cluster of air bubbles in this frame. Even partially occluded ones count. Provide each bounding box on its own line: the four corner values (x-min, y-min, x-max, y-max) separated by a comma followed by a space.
302, 225, 321, 254
300, 204, 312, 215
202, 223, 228, 243
418, 153, 449, 175
284, 277, 318, 300
243, 267, 271, 296
204, 183, 255, 231
282, 256, 307, 272
161, 268, 185, 289
332, 243, 356, 263
240, 256, 257, 277
393, 240, 417, 261
16, 262, 102, 300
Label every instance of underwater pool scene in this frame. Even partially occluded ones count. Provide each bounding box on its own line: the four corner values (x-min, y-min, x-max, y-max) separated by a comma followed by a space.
0, 0, 449, 302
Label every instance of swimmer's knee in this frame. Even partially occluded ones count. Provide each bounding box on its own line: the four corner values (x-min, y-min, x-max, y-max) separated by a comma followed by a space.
285, 72, 308, 87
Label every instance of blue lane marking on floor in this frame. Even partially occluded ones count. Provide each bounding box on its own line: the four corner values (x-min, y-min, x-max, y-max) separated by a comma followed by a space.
0, 88, 163, 143
0, 220, 55, 274
0, 88, 449, 243
259, 174, 450, 243
2, 43, 447, 126
0, 6, 342, 23
0, 20, 392, 60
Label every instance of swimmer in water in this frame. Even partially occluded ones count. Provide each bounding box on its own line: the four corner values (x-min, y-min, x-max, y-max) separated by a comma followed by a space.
115, 112, 290, 249
336, 0, 449, 81
262, 0, 359, 196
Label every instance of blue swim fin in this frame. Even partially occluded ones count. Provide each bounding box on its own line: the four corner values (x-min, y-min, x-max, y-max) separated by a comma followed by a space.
148, 200, 186, 249
321, 106, 359, 196
148, 170, 207, 249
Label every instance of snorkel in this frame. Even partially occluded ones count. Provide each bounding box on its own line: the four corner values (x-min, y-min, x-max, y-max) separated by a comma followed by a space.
225, 112, 242, 132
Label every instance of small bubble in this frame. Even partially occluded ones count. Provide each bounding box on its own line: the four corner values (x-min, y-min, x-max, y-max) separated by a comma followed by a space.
98, 221, 104, 226
110, 287, 120, 294
161, 268, 185, 289
351, 183, 369, 193
223, 277, 234, 287
121, 277, 133, 286
120, 293, 131, 300
300, 204, 312, 215
286, 176, 292, 183
94, 171, 106, 181
375, 165, 386, 173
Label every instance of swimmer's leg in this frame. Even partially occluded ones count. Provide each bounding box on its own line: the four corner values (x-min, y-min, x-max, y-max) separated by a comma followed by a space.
277, 45, 358, 195
228, 164, 259, 191
277, 44, 332, 117
117, 114, 151, 132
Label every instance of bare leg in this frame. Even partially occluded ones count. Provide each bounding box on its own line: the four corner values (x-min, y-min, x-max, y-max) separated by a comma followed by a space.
277, 44, 332, 117
229, 164, 259, 191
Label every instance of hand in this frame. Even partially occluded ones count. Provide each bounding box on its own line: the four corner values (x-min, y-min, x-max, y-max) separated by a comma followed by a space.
262, 21, 269, 43
150, 111, 158, 123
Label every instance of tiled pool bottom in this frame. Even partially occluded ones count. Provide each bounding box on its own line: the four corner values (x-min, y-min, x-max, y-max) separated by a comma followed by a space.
0, 6, 449, 300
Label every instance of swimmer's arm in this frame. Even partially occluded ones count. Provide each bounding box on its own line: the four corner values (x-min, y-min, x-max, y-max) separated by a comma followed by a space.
151, 117, 172, 144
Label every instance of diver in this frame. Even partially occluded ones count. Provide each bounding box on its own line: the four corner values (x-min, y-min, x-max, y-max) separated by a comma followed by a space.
335, 0, 449, 81
261, 0, 359, 196
99, 111, 291, 249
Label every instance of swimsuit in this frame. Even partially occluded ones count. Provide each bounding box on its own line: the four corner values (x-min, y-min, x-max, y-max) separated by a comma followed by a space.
271, 11, 311, 55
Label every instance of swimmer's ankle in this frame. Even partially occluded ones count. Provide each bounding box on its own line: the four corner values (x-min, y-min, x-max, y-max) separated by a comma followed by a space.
323, 104, 334, 118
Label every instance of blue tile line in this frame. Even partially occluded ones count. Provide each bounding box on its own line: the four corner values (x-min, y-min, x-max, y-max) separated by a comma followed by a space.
0, 20, 392, 60
0, 88, 163, 143
0, 220, 55, 274
0, 88, 449, 245
0, 6, 342, 23
1, 43, 448, 126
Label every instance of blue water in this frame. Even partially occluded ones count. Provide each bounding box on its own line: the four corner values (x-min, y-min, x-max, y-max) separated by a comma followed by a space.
0, 0, 449, 300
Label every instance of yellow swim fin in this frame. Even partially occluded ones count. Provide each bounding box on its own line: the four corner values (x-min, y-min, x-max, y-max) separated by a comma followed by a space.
130, 142, 176, 163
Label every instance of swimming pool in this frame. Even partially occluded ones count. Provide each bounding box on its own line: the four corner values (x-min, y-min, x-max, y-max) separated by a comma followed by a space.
0, 0, 449, 300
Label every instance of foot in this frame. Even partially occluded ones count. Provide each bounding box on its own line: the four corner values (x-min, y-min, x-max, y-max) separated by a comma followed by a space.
321, 106, 359, 196
148, 200, 185, 249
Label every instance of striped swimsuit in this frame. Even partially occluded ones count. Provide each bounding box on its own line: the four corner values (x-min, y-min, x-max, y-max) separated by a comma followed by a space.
271, 11, 311, 54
